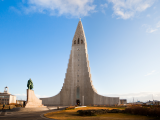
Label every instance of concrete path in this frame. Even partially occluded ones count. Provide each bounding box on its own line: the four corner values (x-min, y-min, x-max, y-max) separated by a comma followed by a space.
0, 106, 67, 120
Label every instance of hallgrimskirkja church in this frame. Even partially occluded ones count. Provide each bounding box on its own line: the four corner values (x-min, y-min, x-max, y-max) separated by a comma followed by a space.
40, 20, 119, 106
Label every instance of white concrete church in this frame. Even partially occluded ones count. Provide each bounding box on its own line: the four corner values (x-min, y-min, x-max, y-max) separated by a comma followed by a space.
40, 20, 119, 106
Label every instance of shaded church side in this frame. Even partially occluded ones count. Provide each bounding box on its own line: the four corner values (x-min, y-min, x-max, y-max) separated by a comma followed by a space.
40, 20, 119, 106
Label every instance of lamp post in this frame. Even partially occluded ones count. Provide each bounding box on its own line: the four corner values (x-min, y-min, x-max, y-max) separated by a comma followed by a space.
82, 96, 84, 106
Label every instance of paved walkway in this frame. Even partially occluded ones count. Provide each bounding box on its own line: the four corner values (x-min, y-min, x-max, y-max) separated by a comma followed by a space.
0, 106, 67, 120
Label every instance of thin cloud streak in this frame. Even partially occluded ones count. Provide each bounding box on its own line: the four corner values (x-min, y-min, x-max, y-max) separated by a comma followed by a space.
142, 23, 159, 33
15, 93, 26, 96
15, 93, 48, 100
157, 21, 160, 28
145, 70, 156, 76
147, 28, 158, 33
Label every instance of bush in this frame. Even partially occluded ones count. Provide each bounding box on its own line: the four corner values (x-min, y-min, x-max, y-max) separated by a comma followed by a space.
77, 109, 108, 116
9, 103, 22, 107
15, 104, 22, 107
125, 106, 160, 117
77, 109, 124, 116
9, 103, 18, 105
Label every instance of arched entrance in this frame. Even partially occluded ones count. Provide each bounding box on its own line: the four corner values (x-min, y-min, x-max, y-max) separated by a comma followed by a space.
76, 100, 80, 105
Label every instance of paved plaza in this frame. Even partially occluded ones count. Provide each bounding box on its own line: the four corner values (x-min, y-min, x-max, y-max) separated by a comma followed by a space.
0, 106, 66, 120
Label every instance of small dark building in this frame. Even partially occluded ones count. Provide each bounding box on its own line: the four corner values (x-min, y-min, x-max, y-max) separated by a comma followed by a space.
120, 99, 127, 104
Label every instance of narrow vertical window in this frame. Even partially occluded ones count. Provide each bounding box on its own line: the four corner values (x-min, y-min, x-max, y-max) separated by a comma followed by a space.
81, 40, 83, 44
77, 87, 80, 99
74, 40, 76, 44
78, 38, 79, 44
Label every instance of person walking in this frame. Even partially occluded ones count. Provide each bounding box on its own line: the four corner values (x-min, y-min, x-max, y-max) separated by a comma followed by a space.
3, 103, 5, 110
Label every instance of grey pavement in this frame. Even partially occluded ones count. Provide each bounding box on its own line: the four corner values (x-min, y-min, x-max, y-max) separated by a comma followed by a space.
0, 106, 67, 120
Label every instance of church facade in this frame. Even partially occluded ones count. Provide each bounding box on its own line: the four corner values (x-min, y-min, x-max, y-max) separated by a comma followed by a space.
40, 20, 119, 106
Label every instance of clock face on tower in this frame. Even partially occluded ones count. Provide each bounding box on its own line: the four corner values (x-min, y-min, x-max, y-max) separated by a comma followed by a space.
77, 48, 80, 51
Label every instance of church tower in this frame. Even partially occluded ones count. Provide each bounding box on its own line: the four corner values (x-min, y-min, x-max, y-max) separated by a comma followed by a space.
40, 20, 119, 106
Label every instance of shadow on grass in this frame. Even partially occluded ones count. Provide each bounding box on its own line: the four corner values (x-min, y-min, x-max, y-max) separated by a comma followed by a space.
123, 113, 160, 120
72, 112, 160, 120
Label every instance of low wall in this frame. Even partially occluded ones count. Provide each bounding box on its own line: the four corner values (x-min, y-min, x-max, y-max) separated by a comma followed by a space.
93, 93, 119, 106
40, 93, 61, 106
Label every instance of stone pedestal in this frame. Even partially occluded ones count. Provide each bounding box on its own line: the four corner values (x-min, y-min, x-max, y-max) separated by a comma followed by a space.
25, 89, 46, 108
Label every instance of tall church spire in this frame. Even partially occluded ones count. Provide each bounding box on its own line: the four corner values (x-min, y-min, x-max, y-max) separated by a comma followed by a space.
72, 20, 86, 46
40, 20, 119, 106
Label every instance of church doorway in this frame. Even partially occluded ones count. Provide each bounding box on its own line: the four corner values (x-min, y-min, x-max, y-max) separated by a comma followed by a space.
76, 100, 80, 105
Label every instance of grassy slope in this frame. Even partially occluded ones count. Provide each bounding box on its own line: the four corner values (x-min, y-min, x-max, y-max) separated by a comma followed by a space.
44, 107, 156, 120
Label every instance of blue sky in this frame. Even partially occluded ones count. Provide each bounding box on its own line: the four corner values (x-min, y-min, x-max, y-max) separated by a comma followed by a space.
0, 0, 160, 102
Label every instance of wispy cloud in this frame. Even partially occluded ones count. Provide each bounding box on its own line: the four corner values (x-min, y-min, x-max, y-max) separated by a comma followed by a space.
107, 0, 156, 19
100, 3, 108, 14
15, 93, 48, 99
146, 14, 150, 17
15, 93, 26, 100
15, 93, 26, 96
9, 6, 21, 14
146, 28, 158, 33
142, 22, 160, 33
157, 21, 160, 28
35, 94, 49, 98
145, 70, 156, 76
20, 0, 96, 17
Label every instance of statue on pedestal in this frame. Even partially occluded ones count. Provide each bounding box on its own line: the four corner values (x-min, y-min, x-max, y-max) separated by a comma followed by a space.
25, 78, 46, 108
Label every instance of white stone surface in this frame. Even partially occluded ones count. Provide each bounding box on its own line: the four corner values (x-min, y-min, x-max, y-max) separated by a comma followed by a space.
40, 20, 119, 106
9, 95, 16, 104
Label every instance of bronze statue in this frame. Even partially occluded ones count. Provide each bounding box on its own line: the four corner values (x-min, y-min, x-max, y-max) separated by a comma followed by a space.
27, 78, 33, 90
